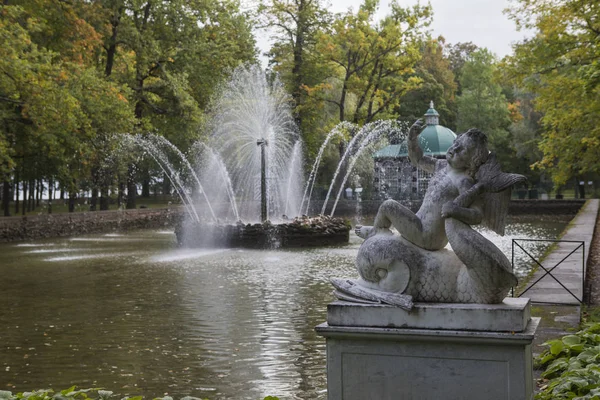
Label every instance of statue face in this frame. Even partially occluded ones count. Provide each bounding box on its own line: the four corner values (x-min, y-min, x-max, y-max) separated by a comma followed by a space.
446, 135, 476, 171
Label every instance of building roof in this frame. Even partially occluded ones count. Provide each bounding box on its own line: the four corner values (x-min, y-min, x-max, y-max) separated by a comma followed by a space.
374, 124, 456, 159
374, 101, 456, 159
424, 106, 439, 117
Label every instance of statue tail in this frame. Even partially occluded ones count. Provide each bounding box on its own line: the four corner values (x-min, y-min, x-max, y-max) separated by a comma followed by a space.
445, 218, 517, 303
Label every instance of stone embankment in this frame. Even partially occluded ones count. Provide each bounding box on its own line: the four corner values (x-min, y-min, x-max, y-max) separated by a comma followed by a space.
508, 199, 585, 215
0, 207, 184, 242
176, 215, 350, 249
0, 199, 587, 243
316, 199, 585, 218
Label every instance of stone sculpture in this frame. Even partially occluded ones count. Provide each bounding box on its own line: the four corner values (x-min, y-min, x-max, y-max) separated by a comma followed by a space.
332, 120, 525, 310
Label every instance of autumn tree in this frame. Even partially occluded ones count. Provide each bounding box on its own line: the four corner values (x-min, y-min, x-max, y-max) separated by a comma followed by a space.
260, 0, 331, 123
0, 3, 135, 215
314, 0, 431, 125
94, 0, 256, 208
506, 0, 600, 186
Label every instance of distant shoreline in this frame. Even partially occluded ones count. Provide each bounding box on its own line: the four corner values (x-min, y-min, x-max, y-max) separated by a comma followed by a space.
0, 199, 586, 243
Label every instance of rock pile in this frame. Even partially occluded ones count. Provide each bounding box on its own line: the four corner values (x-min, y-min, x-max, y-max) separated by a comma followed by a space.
175, 215, 350, 248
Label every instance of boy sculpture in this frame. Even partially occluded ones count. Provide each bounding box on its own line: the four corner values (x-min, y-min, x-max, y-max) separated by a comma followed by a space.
332, 120, 525, 309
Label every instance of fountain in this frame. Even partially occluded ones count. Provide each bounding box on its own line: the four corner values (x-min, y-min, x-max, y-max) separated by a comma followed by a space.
125, 65, 353, 248
123, 65, 411, 248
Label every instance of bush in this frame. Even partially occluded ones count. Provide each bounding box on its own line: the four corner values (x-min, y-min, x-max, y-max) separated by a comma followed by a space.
536, 323, 600, 399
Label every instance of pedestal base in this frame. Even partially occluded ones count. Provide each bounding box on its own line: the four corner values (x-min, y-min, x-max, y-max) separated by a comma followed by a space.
315, 299, 538, 400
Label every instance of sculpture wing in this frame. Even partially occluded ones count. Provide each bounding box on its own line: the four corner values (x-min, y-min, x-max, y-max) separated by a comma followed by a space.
476, 153, 527, 236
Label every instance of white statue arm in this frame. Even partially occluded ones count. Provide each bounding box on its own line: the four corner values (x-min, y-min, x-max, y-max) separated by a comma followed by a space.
441, 179, 483, 225
407, 119, 437, 174
442, 200, 483, 225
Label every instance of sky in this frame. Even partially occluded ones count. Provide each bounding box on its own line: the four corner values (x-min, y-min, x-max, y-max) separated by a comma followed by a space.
255, 0, 531, 66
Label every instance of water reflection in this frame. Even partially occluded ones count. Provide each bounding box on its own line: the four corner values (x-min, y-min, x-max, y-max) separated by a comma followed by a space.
0, 217, 569, 399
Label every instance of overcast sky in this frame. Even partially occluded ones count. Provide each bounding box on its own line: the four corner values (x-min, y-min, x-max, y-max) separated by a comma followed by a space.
255, 0, 531, 67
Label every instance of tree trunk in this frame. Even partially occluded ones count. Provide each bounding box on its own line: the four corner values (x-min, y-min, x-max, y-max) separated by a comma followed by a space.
105, 7, 122, 77
2, 180, 10, 216
118, 176, 124, 208
14, 170, 19, 214
126, 164, 137, 209
28, 179, 34, 212
36, 179, 41, 207
68, 191, 76, 213
292, 0, 306, 128
48, 177, 53, 214
90, 167, 99, 211
339, 87, 346, 122
141, 167, 150, 197
90, 188, 98, 211
22, 180, 27, 215
100, 185, 110, 211
163, 173, 171, 195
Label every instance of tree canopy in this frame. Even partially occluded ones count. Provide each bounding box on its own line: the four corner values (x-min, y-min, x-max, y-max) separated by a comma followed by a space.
1, 0, 256, 215
3, 0, 585, 216
506, 0, 600, 185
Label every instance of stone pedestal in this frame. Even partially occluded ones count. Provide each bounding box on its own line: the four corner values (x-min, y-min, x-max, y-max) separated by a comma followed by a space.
315, 298, 538, 400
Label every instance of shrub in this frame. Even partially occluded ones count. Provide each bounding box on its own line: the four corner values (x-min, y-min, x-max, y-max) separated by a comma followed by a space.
536, 323, 600, 399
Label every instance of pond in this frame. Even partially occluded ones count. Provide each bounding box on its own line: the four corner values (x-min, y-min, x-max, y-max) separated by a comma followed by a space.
0, 215, 571, 399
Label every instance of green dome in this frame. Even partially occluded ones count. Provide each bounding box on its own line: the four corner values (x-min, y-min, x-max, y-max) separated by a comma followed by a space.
418, 125, 456, 156
374, 125, 456, 159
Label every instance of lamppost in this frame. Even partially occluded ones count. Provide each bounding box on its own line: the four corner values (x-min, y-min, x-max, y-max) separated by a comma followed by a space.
257, 138, 268, 222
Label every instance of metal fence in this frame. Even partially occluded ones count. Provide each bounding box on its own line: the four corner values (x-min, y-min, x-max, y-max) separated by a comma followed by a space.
511, 238, 585, 304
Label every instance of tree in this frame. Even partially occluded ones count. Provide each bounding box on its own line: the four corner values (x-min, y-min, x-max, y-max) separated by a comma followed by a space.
260, 0, 331, 127
313, 0, 431, 125
1, 0, 257, 216
396, 37, 457, 129
1, 3, 136, 215
446, 41, 478, 94
96, 0, 256, 208
506, 0, 600, 186
456, 48, 514, 170
507, 89, 544, 186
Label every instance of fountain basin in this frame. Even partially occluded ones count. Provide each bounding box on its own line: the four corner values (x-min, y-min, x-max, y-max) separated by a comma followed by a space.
175, 216, 350, 249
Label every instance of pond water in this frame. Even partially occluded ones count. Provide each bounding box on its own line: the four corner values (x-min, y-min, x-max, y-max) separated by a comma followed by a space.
0, 215, 570, 399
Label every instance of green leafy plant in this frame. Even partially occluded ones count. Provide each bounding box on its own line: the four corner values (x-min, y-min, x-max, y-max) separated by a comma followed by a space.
536, 323, 600, 399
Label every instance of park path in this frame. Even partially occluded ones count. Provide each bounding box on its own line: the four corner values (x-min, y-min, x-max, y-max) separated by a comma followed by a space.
518, 199, 599, 305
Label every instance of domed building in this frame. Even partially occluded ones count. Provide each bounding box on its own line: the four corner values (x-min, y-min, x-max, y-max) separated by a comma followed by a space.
373, 102, 456, 199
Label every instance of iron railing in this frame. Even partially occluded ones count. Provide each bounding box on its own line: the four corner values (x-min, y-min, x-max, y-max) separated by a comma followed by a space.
511, 238, 585, 304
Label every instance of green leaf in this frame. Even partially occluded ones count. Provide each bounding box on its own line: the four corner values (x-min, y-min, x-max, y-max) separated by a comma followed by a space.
542, 358, 569, 378
564, 335, 583, 347
60, 388, 76, 397
550, 340, 565, 355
